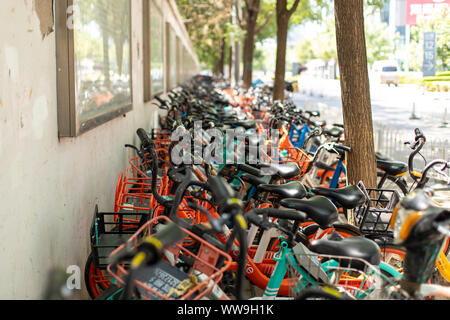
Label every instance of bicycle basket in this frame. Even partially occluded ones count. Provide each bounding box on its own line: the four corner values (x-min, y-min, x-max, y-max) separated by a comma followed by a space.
286, 244, 395, 300
90, 205, 149, 269
107, 215, 232, 300
151, 128, 172, 140
128, 150, 170, 180
353, 181, 401, 236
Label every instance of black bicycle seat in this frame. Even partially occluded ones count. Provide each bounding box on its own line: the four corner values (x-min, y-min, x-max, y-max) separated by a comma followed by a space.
311, 185, 366, 209
309, 236, 381, 270
280, 196, 338, 228
257, 181, 307, 200
377, 160, 408, 176
323, 127, 344, 138
257, 162, 301, 180
313, 120, 326, 127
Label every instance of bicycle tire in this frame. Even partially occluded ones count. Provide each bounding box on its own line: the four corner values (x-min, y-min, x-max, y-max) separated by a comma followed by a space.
94, 284, 124, 300
84, 252, 112, 299
295, 286, 353, 300
377, 172, 409, 196
379, 243, 406, 274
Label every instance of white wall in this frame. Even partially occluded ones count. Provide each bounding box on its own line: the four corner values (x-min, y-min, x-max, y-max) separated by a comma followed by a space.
0, 0, 198, 299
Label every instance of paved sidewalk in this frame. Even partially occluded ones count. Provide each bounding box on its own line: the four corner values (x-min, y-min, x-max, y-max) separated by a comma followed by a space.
292, 77, 450, 165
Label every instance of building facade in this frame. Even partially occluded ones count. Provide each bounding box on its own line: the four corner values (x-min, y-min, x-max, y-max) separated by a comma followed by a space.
0, 0, 199, 299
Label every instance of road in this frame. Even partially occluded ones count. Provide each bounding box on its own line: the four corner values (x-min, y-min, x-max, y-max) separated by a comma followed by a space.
292, 77, 450, 163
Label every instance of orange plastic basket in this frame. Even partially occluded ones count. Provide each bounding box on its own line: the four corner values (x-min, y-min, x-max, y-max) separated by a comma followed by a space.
107, 215, 232, 300
113, 169, 154, 228
151, 128, 172, 140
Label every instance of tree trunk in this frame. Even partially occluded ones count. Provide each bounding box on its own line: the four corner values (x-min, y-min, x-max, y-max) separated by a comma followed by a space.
229, 44, 233, 85
242, 22, 257, 89
242, 0, 260, 90
334, 0, 377, 188
273, 11, 289, 101
214, 37, 226, 76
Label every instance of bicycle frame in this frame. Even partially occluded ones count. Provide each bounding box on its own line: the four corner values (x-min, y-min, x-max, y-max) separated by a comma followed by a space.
289, 123, 310, 149
329, 158, 346, 189
257, 237, 402, 300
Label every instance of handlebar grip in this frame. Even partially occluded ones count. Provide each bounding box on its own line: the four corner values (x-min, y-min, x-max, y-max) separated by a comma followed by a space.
207, 176, 236, 204
136, 128, 155, 150
245, 211, 270, 229
414, 128, 426, 141
335, 144, 352, 153
155, 95, 165, 104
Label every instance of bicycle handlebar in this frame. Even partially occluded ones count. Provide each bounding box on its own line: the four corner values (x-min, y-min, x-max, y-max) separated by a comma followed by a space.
406, 128, 427, 182
304, 142, 351, 175
415, 128, 426, 142
207, 176, 242, 213
416, 160, 450, 188
255, 207, 307, 222
136, 128, 155, 150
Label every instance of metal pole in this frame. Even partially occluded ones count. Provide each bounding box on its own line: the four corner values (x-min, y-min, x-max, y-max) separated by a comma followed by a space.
439, 106, 448, 128
410, 102, 420, 120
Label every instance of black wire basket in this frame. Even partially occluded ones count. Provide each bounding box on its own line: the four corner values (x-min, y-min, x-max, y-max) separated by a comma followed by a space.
89, 205, 149, 269
353, 182, 401, 236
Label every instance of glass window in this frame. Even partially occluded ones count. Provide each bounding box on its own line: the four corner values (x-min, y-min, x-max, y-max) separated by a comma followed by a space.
382, 66, 398, 72
56, 0, 132, 137
150, 1, 164, 95
169, 26, 177, 89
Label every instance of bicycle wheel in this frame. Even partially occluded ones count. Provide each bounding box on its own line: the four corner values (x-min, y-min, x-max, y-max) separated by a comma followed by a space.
295, 286, 353, 300
377, 172, 409, 196
379, 244, 406, 274
94, 284, 124, 300
84, 252, 113, 299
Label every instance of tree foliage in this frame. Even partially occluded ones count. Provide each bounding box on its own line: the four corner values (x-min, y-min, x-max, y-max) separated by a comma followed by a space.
294, 13, 397, 67
175, 0, 234, 72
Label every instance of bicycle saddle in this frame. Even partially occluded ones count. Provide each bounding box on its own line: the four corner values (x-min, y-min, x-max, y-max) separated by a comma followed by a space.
311, 185, 366, 209
376, 160, 408, 176
256, 181, 307, 200
305, 110, 320, 118
257, 162, 301, 180
375, 152, 390, 161
280, 196, 338, 228
323, 127, 344, 138
313, 120, 326, 127
309, 236, 381, 270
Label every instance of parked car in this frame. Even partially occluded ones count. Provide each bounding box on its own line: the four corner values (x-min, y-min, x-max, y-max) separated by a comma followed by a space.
372, 60, 400, 87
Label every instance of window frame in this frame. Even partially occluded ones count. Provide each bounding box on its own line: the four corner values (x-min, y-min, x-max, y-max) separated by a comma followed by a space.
143, 0, 165, 102
55, 0, 133, 138
165, 23, 178, 90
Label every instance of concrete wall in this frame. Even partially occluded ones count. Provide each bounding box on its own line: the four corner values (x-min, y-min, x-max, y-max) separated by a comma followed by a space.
0, 0, 198, 299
